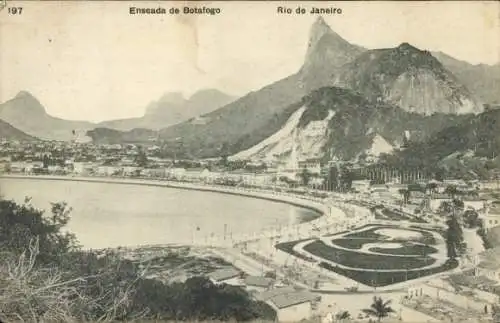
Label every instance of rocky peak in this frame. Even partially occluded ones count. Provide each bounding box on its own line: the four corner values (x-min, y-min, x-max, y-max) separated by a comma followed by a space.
304, 16, 354, 61
4, 91, 46, 115
300, 17, 365, 91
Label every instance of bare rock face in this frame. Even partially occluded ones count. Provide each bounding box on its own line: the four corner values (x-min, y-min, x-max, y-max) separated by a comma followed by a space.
300, 17, 365, 92
334, 43, 483, 115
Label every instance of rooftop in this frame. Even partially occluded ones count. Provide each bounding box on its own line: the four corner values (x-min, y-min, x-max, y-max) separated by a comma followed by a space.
244, 276, 273, 288
207, 267, 240, 282
269, 291, 317, 309
254, 287, 295, 302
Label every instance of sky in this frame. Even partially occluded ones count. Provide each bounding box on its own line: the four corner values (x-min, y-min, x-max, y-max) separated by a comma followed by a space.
1, 1, 499, 122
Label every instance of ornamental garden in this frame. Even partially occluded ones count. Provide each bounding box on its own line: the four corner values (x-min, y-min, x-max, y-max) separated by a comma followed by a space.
276, 224, 459, 287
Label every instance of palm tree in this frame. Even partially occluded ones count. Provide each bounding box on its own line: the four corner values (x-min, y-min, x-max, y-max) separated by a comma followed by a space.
362, 296, 395, 322
425, 182, 438, 196
444, 185, 459, 200
398, 188, 408, 205
335, 310, 351, 321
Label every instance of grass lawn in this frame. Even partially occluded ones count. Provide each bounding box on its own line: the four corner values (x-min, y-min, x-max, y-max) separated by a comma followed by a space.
342, 226, 437, 246
319, 259, 459, 287
275, 240, 317, 263
331, 238, 380, 249
303, 240, 435, 270
369, 243, 438, 256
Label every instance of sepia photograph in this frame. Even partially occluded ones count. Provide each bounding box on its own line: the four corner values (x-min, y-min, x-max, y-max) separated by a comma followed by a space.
0, 1, 499, 322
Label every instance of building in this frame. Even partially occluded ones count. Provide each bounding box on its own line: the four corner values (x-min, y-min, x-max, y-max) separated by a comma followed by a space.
298, 158, 322, 175
97, 165, 121, 176
351, 180, 371, 193
243, 276, 274, 293
73, 162, 95, 176
425, 195, 488, 213
207, 267, 242, 286
166, 168, 186, 180
184, 168, 212, 182
267, 291, 318, 322
9, 161, 28, 173
123, 165, 142, 176
482, 201, 500, 231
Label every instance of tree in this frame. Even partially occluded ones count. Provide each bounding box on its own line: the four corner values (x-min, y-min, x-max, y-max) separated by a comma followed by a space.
398, 189, 410, 205
134, 148, 148, 167
335, 310, 351, 321
300, 168, 311, 187
463, 209, 480, 229
362, 296, 395, 322
444, 185, 459, 200
446, 215, 465, 259
326, 166, 339, 191
425, 182, 438, 195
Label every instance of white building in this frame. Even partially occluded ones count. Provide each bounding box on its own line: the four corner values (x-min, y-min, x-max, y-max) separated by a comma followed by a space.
255, 287, 318, 322
97, 165, 120, 176
73, 162, 95, 175
184, 168, 212, 182
166, 168, 186, 180
351, 180, 371, 193
268, 291, 317, 322
123, 166, 141, 176
9, 161, 28, 173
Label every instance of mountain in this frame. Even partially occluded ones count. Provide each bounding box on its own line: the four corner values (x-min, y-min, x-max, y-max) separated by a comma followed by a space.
86, 127, 157, 144
150, 17, 365, 158
230, 86, 467, 162
98, 89, 237, 131
0, 91, 94, 141
0, 119, 37, 141
432, 51, 500, 105
334, 43, 483, 115
372, 107, 500, 180
299, 17, 365, 92
399, 108, 500, 163
87, 18, 486, 159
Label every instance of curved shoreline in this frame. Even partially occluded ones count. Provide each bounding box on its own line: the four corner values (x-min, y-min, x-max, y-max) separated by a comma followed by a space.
0, 174, 328, 216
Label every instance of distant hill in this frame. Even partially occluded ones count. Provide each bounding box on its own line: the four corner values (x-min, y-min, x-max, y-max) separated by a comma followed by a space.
0, 91, 94, 141
85, 127, 157, 145
401, 108, 500, 162
432, 51, 500, 105
0, 119, 37, 141
334, 43, 483, 115
98, 89, 237, 131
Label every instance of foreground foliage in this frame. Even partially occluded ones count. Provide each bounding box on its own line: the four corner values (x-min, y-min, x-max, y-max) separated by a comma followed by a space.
0, 198, 276, 322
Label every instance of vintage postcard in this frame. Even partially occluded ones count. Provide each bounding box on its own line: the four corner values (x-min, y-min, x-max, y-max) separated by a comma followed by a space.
0, 1, 499, 322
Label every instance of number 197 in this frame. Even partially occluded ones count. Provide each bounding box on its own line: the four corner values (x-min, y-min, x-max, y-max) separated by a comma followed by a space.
8, 7, 23, 15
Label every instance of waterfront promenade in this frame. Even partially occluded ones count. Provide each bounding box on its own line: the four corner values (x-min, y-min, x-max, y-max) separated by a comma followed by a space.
0, 174, 355, 245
